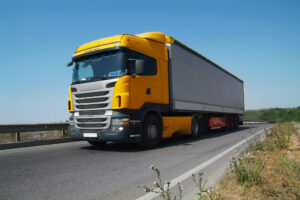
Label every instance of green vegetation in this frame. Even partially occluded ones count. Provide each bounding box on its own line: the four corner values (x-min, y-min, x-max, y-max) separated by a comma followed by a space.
229, 154, 264, 187
143, 165, 220, 200
143, 165, 183, 200
244, 107, 300, 122
192, 173, 220, 200
217, 123, 300, 200
227, 124, 293, 188
143, 123, 300, 200
272, 123, 292, 149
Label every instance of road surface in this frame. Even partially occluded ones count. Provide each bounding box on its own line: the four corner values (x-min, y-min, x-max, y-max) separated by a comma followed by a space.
0, 124, 273, 200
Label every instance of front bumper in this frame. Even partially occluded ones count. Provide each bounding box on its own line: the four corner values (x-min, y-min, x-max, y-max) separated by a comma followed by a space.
68, 122, 142, 143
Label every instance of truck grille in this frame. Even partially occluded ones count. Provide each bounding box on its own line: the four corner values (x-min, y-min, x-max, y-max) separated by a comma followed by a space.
71, 79, 117, 130
76, 118, 107, 123
76, 104, 108, 109
76, 97, 109, 104
75, 91, 109, 98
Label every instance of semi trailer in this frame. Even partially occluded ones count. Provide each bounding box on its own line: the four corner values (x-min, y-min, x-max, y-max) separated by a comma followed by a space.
67, 32, 244, 148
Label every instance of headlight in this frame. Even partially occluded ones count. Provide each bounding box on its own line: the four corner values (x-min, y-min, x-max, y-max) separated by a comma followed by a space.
112, 118, 130, 125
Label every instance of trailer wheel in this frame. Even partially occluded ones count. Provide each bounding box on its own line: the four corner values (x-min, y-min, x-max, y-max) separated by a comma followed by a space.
88, 141, 106, 147
233, 116, 238, 129
141, 114, 162, 148
233, 120, 236, 129
229, 116, 233, 130
236, 117, 240, 128
191, 116, 200, 138
225, 117, 231, 131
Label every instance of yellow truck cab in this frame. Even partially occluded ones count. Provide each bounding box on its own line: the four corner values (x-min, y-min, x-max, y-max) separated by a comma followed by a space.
67, 32, 244, 148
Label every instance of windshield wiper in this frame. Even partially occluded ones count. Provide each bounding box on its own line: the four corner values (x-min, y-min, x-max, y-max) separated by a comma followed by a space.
72, 79, 91, 84
72, 76, 119, 84
93, 77, 119, 81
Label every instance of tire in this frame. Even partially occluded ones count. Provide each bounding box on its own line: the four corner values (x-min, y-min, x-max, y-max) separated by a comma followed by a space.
233, 116, 237, 129
228, 116, 233, 130
141, 114, 162, 148
88, 141, 106, 147
224, 116, 230, 131
236, 117, 240, 128
191, 117, 200, 138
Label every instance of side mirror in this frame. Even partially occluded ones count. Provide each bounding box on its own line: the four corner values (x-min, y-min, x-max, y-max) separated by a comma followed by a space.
135, 60, 145, 75
67, 61, 74, 67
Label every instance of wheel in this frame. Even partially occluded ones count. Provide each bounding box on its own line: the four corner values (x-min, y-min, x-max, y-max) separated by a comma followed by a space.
191, 116, 200, 138
228, 116, 233, 130
236, 117, 240, 128
224, 116, 231, 131
88, 141, 106, 147
233, 116, 238, 129
141, 114, 162, 148
233, 120, 236, 129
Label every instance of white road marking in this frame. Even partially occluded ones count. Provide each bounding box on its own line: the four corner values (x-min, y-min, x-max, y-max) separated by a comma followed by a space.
136, 128, 270, 200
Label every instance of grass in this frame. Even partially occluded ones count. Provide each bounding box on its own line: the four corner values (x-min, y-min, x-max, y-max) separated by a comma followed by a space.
192, 172, 220, 200
216, 123, 300, 200
244, 107, 300, 122
143, 165, 183, 200
143, 166, 220, 200
142, 123, 300, 200
229, 154, 264, 187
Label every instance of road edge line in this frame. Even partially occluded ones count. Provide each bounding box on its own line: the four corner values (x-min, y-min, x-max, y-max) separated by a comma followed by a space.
137, 128, 270, 200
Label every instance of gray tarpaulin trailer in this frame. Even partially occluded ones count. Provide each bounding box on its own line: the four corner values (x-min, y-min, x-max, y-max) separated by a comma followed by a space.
167, 41, 244, 114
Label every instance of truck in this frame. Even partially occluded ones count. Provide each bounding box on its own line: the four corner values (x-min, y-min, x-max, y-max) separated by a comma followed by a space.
67, 32, 244, 148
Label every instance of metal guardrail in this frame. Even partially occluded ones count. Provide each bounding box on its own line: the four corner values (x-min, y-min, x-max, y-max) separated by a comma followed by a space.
242, 119, 277, 124
0, 123, 69, 142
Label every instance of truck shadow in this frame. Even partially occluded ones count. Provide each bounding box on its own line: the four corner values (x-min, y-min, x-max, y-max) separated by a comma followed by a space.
80, 125, 256, 152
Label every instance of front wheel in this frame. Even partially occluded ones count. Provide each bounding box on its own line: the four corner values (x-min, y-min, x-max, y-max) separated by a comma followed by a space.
191, 117, 200, 138
141, 114, 162, 148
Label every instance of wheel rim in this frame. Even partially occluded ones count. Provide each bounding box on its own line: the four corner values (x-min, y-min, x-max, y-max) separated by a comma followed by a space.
147, 124, 158, 140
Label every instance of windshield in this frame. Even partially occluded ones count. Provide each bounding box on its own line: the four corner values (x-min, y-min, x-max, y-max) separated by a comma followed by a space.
72, 50, 127, 84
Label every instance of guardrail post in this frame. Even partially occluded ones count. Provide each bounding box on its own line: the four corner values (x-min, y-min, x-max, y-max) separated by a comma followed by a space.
15, 132, 21, 142
62, 129, 68, 138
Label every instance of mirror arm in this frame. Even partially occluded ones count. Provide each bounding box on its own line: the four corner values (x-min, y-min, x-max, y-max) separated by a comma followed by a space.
67, 61, 74, 67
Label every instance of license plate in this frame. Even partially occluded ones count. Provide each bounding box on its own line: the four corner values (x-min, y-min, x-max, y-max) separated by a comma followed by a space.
83, 133, 97, 138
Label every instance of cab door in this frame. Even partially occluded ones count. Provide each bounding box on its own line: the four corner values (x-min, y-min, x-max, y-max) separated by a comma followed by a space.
128, 51, 162, 109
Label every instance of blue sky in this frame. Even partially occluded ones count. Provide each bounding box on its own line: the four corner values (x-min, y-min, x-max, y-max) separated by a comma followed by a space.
0, 0, 299, 124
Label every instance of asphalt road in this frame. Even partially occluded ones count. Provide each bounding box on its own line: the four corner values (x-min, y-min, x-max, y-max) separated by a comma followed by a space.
0, 124, 273, 200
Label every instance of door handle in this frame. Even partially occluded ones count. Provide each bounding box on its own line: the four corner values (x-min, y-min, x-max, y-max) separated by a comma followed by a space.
146, 88, 151, 95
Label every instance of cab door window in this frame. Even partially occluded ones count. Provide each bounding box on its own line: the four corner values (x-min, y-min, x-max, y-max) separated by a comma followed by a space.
127, 50, 157, 76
